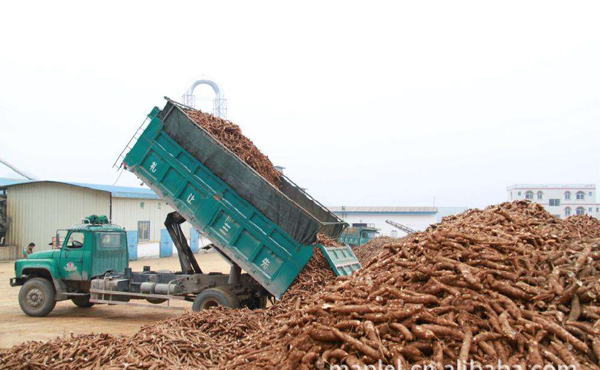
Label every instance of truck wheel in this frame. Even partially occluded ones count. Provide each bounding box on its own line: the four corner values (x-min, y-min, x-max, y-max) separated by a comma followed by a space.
257, 296, 268, 309
146, 298, 168, 304
72, 295, 95, 308
242, 296, 268, 309
19, 278, 56, 317
192, 287, 240, 311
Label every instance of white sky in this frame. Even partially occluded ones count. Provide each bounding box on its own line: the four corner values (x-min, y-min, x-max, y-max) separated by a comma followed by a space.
1, 1, 599, 208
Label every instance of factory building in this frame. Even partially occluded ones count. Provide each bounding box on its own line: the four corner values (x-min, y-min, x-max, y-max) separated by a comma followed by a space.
0, 175, 469, 257
328, 206, 468, 237
507, 184, 600, 219
0, 178, 194, 255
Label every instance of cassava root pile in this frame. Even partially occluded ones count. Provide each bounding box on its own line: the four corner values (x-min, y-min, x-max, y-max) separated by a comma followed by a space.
0, 248, 335, 369
184, 109, 282, 188
354, 236, 396, 265
2, 201, 600, 369
238, 201, 600, 369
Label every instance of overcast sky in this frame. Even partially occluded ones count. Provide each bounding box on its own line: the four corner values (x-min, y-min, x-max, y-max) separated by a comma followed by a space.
1, 1, 599, 209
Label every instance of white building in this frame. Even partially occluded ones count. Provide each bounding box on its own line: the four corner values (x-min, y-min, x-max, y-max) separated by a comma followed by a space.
507, 184, 600, 219
328, 206, 468, 237
0, 178, 202, 256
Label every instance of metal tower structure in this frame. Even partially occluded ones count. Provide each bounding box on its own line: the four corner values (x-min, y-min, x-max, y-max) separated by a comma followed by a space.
182, 78, 227, 119
0, 157, 38, 180
385, 219, 416, 235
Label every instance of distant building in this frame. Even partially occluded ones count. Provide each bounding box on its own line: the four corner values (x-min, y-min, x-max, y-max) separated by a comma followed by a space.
507, 184, 600, 219
328, 206, 468, 237
0, 178, 198, 253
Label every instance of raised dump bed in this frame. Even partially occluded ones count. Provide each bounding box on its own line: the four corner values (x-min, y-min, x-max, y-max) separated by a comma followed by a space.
122, 99, 352, 298
158, 99, 345, 244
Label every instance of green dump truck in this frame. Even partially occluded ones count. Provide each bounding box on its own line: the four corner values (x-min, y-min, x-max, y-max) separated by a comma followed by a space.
10, 98, 361, 316
337, 224, 380, 247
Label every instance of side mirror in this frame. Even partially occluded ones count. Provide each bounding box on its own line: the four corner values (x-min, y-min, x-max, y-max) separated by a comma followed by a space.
53, 234, 62, 249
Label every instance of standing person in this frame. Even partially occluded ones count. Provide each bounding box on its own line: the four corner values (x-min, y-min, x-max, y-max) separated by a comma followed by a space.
22, 242, 35, 257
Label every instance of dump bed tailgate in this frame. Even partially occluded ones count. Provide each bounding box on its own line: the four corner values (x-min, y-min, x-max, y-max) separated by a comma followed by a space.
123, 107, 314, 298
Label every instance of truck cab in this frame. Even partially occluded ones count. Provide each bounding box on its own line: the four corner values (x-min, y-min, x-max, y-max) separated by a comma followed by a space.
337, 224, 380, 247
10, 219, 128, 317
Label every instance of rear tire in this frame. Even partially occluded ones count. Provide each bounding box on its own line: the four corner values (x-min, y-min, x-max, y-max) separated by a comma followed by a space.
19, 278, 56, 317
72, 295, 95, 308
146, 298, 168, 304
192, 287, 240, 311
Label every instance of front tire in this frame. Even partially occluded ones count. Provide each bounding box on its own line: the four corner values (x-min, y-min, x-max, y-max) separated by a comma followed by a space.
192, 287, 240, 311
72, 295, 95, 308
19, 278, 56, 317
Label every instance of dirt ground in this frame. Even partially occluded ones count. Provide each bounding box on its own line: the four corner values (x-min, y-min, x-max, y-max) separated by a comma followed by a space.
0, 254, 230, 349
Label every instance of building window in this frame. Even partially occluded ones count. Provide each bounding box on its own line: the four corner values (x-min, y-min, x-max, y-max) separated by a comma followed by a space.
576, 191, 585, 200
549, 199, 560, 206
565, 207, 571, 216
518, 191, 522, 196
140, 201, 145, 209
537, 191, 543, 200
565, 191, 571, 200
589, 192, 593, 196
597, 207, 599, 212
589, 207, 592, 212
138, 221, 150, 241
576, 207, 585, 215
525, 191, 534, 200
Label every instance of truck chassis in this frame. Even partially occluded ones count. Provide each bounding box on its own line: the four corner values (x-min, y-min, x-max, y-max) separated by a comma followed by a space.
88, 211, 270, 310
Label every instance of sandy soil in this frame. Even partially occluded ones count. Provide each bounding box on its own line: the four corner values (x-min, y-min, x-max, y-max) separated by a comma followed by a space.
0, 254, 230, 349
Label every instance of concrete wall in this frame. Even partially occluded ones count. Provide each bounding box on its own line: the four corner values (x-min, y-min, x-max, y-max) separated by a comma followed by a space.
6, 183, 111, 252
435, 207, 470, 223
335, 212, 437, 237
334, 207, 469, 238
0, 245, 20, 261
111, 198, 192, 242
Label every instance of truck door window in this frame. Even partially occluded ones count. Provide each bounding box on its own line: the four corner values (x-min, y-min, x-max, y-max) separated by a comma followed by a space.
66, 232, 85, 249
99, 233, 123, 248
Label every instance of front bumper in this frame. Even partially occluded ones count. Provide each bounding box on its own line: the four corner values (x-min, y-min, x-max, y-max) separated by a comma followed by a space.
10, 277, 25, 287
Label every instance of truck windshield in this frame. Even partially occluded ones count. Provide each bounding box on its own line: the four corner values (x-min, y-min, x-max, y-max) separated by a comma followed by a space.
365, 231, 379, 238
98, 233, 123, 248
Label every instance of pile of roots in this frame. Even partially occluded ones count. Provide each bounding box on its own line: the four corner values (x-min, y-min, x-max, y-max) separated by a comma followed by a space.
353, 236, 396, 265
2, 201, 599, 369
184, 109, 282, 188
232, 201, 600, 368
0, 249, 336, 369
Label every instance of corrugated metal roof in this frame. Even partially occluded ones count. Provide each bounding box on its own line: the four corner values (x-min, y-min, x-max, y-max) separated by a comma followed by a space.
0, 178, 32, 187
328, 206, 438, 213
0, 178, 160, 200
70, 183, 159, 199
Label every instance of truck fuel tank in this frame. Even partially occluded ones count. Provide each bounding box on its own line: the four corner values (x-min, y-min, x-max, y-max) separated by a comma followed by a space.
90, 277, 131, 302
140, 282, 178, 295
